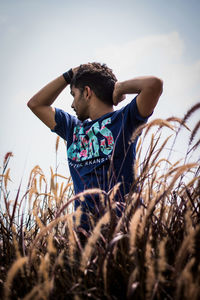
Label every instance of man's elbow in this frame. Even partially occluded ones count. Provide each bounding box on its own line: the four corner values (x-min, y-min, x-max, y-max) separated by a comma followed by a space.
27, 97, 37, 111
151, 77, 163, 96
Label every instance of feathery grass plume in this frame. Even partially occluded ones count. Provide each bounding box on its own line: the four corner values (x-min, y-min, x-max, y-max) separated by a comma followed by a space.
47, 234, 56, 255
22, 279, 54, 300
184, 205, 194, 236
38, 252, 50, 283
143, 118, 175, 138
39, 173, 47, 192
74, 295, 82, 300
189, 137, 200, 153
175, 257, 197, 300
80, 210, 111, 272
50, 167, 57, 199
22, 283, 44, 300
4, 256, 28, 300
166, 116, 190, 130
181, 102, 200, 125
56, 188, 105, 218
138, 192, 159, 239
138, 132, 158, 178
165, 163, 197, 195
131, 122, 147, 143
67, 213, 77, 265
59, 181, 73, 208
157, 237, 167, 283
133, 154, 140, 181
74, 206, 82, 228
55, 136, 60, 153
151, 157, 172, 174
28, 177, 38, 202
28, 214, 71, 260
3, 168, 11, 191
174, 222, 195, 275
56, 249, 64, 267
145, 229, 156, 300
32, 203, 45, 230
11, 225, 21, 260
3, 152, 13, 167
108, 182, 121, 202
148, 135, 172, 170
52, 172, 71, 181
37, 254, 54, 299
180, 176, 199, 195
169, 159, 183, 170
1, 102, 200, 299
27, 165, 43, 190
127, 269, 139, 299
112, 191, 141, 250
129, 207, 143, 256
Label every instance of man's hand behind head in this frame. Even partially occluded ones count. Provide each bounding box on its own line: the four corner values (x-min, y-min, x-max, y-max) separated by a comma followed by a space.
113, 82, 126, 106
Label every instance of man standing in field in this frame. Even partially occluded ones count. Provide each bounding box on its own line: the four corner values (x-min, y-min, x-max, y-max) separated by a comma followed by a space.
27, 62, 163, 232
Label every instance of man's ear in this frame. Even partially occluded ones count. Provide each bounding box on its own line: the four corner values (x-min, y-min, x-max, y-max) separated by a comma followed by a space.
84, 86, 92, 99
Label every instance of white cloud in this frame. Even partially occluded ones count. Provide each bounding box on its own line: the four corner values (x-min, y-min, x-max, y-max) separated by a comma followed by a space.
95, 32, 200, 119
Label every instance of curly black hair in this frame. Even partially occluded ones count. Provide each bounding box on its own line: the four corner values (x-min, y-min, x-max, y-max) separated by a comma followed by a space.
70, 62, 117, 105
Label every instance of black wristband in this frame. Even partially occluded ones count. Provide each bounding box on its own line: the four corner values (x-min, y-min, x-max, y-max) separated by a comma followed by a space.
63, 68, 73, 84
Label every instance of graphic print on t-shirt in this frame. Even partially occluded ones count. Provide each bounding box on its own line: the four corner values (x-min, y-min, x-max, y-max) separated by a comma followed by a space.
67, 117, 114, 162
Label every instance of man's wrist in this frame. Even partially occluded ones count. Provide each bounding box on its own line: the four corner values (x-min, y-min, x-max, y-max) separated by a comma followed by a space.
63, 68, 73, 84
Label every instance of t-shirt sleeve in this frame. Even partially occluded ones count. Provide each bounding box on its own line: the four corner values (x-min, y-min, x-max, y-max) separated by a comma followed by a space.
51, 108, 77, 141
123, 95, 152, 128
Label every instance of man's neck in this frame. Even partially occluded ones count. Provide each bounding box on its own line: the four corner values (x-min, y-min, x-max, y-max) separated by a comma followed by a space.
89, 98, 114, 120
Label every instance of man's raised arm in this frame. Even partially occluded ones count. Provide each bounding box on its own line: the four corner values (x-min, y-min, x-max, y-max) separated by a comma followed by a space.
113, 76, 163, 117
27, 68, 76, 129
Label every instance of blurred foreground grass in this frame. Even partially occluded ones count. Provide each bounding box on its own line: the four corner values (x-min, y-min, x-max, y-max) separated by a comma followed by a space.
0, 103, 200, 300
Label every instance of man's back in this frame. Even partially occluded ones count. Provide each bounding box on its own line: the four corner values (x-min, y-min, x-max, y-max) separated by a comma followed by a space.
52, 96, 149, 197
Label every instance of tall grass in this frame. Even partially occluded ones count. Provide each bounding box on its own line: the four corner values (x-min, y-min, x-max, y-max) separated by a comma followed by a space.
0, 103, 200, 300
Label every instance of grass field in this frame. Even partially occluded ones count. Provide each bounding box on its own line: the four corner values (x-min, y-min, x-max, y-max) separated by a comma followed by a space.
0, 103, 200, 300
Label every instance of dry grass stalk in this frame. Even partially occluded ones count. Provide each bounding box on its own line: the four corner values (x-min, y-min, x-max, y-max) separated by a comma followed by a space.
32, 206, 45, 230
12, 225, 21, 260
4, 256, 28, 300
143, 118, 175, 138
166, 163, 197, 194
175, 258, 197, 300
80, 210, 110, 272
28, 214, 71, 260
1, 108, 200, 300
102, 254, 109, 294
3, 168, 11, 190
157, 237, 167, 283
166, 116, 190, 130
189, 120, 200, 145
38, 253, 50, 283
55, 136, 60, 152
129, 207, 142, 255
22, 284, 42, 300
108, 182, 121, 206
22, 279, 54, 300
127, 269, 139, 299
138, 193, 158, 238
182, 102, 200, 124
145, 230, 155, 300
28, 178, 38, 202
74, 206, 82, 228
47, 234, 56, 255
175, 225, 196, 275
67, 213, 77, 265
56, 188, 104, 218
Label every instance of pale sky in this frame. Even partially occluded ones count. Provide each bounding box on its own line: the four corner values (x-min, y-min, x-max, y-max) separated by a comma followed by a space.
0, 0, 200, 195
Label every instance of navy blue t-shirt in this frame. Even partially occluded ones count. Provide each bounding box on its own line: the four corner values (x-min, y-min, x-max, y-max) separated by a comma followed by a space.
52, 96, 150, 215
